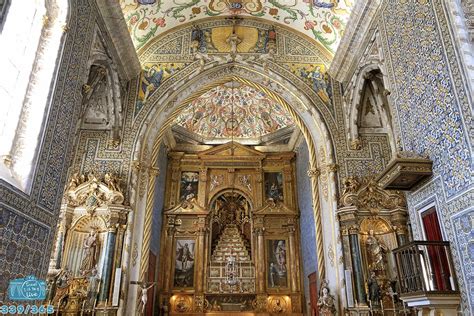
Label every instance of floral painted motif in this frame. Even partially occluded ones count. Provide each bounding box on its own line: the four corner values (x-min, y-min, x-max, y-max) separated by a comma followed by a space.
120, 0, 353, 54
174, 82, 293, 139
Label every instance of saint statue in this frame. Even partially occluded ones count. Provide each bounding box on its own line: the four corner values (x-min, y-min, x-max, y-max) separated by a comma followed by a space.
366, 230, 388, 272
317, 282, 336, 316
85, 268, 100, 310
226, 31, 241, 58
367, 271, 382, 305
80, 229, 99, 275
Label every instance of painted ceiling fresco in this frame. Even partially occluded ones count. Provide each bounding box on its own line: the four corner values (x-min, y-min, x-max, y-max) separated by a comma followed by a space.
174, 82, 294, 139
120, 0, 354, 55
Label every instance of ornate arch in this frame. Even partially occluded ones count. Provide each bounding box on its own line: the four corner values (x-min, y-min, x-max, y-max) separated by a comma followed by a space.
126, 62, 342, 307
208, 188, 254, 212
346, 62, 396, 152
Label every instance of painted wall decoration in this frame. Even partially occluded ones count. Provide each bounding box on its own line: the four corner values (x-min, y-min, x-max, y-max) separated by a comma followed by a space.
264, 172, 284, 202
174, 82, 293, 140
136, 63, 185, 114
290, 63, 332, 104
190, 25, 276, 54
174, 239, 196, 288
120, 0, 353, 54
267, 239, 288, 288
179, 171, 199, 201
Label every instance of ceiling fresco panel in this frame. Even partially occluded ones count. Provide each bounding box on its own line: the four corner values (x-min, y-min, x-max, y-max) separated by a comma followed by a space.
120, 0, 354, 55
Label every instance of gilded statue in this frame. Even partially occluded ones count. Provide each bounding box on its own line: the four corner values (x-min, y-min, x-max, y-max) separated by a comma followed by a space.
104, 172, 121, 193
52, 269, 72, 306
342, 176, 359, 195
80, 229, 99, 276
366, 230, 388, 272
317, 281, 336, 316
66, 172, 81, 192
271, 298, 284, 313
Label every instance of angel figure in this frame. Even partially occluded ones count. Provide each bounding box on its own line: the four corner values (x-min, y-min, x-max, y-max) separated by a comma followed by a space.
104, 173, 121, 192
226, 31, 241, 59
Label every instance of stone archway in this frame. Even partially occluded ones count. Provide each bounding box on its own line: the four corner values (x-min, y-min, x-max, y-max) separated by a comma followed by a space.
124, 61, 344, 314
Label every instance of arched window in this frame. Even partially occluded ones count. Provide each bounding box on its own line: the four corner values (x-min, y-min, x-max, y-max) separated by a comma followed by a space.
0, 0, 68, 191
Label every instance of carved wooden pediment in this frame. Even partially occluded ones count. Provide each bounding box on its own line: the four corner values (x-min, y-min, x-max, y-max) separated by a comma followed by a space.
198, 142, 265, 162
340, 177, 406, 214
165, 199, 208, 215
253, 200, 295, 215
64, 172, 124, 210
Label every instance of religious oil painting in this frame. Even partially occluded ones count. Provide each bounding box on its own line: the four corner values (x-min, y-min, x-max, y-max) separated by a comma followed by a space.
179, 171, 199, 201
267, 239, 288, 288
264, 172, 284, 202
174, 239, 195, 288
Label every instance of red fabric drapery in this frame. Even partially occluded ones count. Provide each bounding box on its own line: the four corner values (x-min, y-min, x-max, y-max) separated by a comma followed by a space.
421, 208, 450, 291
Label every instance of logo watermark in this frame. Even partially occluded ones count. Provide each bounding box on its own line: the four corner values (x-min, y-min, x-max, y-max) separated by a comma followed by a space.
7, 275, 46, 301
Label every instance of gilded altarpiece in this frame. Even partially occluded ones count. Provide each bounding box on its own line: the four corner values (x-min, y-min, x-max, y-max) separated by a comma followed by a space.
337, 177, 409, 315
158, 143, 303, 315
46, 172, 131, 316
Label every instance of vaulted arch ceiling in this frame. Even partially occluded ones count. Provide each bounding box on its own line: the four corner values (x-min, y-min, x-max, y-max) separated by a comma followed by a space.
173, 81, 294, 144
120, 0, 354, 56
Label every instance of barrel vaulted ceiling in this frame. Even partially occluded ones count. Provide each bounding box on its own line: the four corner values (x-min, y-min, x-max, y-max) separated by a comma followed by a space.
120, 0, 354, 56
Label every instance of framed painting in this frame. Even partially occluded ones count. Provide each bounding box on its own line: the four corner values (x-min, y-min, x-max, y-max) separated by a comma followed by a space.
173, 239, 196, 288
179, 171, 199, 201
264, 172, 284, 202
266, 239, 288, 289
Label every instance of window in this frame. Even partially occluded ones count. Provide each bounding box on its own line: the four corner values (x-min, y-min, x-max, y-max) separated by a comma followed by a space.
0, 0, 68, 191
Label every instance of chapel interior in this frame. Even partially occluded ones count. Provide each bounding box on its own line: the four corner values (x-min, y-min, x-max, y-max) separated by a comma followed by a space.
0, 1, 472, 316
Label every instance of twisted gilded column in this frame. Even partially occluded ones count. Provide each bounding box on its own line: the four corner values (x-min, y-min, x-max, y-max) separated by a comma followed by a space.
307, 168, 325, 281
138, 166, 160, 284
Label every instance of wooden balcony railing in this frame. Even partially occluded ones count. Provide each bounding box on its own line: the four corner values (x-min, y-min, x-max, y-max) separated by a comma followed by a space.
393, 241, 459, 297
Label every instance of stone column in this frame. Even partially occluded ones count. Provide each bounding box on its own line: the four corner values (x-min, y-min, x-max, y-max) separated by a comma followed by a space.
287, 225, 298, 292
255, 227, 265, 293
49, 206, 73, 270
348, 226, 366, 305
195, 227, 206, 293
164, 225, 176, 291
98, 225, 118, 303
198, 167, 207, 205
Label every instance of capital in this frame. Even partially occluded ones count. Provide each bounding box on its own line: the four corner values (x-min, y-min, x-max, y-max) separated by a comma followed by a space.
149, 167, 160, 177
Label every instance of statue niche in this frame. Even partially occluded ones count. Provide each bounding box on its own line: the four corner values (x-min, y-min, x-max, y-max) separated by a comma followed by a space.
47, 171, 130, 314
207, 191, 255, 297
337, 177, 408, 312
